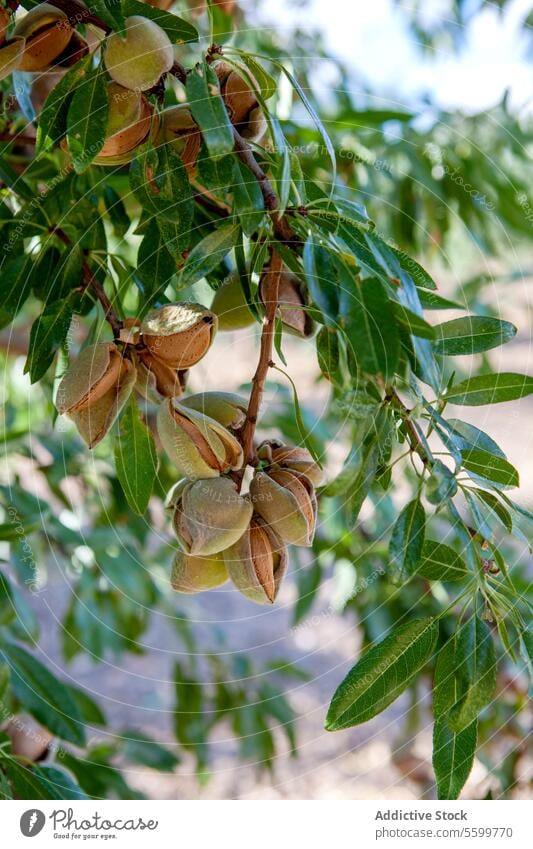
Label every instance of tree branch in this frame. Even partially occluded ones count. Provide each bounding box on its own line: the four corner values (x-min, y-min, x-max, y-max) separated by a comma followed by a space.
239, 250, 283, 466
232, 129, 299, 247
53, 229, 123, 337
387, 389, 433, 466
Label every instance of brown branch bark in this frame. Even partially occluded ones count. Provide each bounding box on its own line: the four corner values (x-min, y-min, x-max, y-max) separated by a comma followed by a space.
239, 250, 283, 466
232, 129, 299, 247
53, 228, 123, 337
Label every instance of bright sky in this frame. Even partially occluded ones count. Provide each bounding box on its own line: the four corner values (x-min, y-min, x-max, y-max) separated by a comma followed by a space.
256, 0, 533, 114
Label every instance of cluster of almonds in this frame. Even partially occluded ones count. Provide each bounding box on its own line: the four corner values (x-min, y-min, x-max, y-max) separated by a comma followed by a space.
56, 302, 216, 447
56, 302, 321, 604
0, 5, 266, 169
164, 423, 322, 605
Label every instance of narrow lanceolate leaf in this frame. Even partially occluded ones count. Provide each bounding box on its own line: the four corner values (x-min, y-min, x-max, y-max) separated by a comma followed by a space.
137, 219, 176, 305
233, 160, 265, 236
90, 0, 125, 31
303, 238, 339, 325
67, 65, 109, 173
392, 303, 435, 340
186, 61, 234, 158
325, 618, 438, 730
123, 0, 198, 42
343, 276, 400, 380
115, 398, 158, 515
432, 635, 477, 799
0, 254, 34, 330
434, 316, 516, 355
389, 498, 426, 578
179, 223, 241, 287
1, 642, 85, 746
433, 717, 477, 800
461, 449, 519, 488
416, 540, 468, 582
37, 56, 91, 153
445, 373, 533, 406
25, 296, 75, 383
449, 616, 497, 732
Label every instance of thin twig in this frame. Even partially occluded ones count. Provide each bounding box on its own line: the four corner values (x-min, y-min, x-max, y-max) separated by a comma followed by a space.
239, 250, 283, 466
387, 389, 433, 466
53, 229, 123, 337
232, 129, 299, 246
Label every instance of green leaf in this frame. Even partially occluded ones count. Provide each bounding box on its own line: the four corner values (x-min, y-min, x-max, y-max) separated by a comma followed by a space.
434, 316, 516, 355
449, 617, 497, 732
123, 0, 198, 42
37, 56, 91, 153
186, 61, 234, 158
137, 219, 176, 305
446, 418, 505, 458
303, 238, 339, 325
179, 223, 241, 287
445, 373, 533, 406
418, 290, 464, 310
130, 146, 193, 260
233, 160, 265, 236
293, 558, 322, 626
316, 327, 341, 383
114, 398, 158, 515
325, 618, 438, 730
0, 254, 34, 330
389, 498, 426, 578
34, 765, 87, 800
234, 53, 277, 100
416, 540, 468, 581
392, 303, 435, 339
343, 275, 400, 379
4, 759, 63, 800
461, 449, 519, 488
433, 717, 477, 800
90, 0, 124, 31
471, 489, 513, 533
24, 296, 75, 383
67, 64, 109, 173
122, 731, 180, 772
426, 458, 457, 504
1, 642, 86, 746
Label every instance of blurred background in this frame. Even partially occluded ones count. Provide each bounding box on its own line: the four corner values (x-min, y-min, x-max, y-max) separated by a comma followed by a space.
1, 0, 532, 800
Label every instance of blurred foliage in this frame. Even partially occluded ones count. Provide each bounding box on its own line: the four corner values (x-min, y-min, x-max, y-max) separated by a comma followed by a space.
0, 0, 531, 801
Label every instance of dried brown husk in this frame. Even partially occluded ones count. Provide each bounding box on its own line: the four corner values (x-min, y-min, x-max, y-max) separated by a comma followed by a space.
140, 303, 218, 369
223, 515, 287, 604
250, 467, 317, 546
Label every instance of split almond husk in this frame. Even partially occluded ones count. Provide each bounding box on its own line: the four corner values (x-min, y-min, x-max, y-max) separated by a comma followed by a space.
223, 515, 287, 604
171, 477, 253, 556
140, 303, 217, 370
157, 398, 243, 478
250, 467, 317, 546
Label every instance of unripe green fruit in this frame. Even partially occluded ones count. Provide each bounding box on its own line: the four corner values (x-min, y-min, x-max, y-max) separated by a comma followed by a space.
211, 274, 255, 331
104, 15, 174, 92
